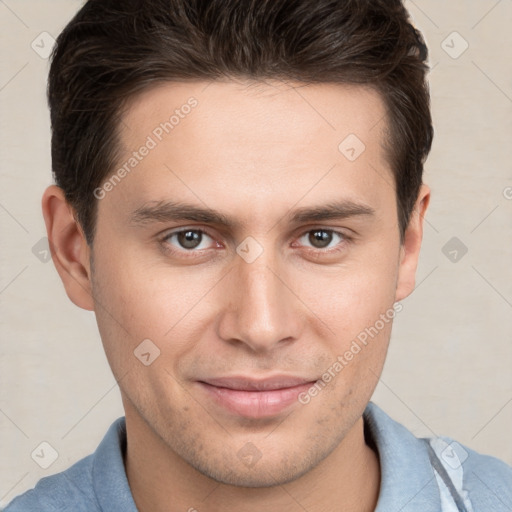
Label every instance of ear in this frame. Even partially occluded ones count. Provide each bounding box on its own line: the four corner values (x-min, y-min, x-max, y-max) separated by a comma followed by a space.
395, 184, 430, 302
41, 185, 94, 311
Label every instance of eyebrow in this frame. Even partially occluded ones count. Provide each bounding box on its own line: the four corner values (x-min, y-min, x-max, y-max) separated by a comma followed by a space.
130, 199, 375, 229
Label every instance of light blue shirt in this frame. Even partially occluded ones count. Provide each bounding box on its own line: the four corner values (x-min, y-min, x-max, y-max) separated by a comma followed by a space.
4, 402, 512, 511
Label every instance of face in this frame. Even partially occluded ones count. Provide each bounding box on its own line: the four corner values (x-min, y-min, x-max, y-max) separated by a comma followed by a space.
49, 79, 428, 487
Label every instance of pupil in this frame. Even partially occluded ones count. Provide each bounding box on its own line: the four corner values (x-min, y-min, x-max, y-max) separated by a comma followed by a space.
179, 230, 201, 249
310, 230, 331, 248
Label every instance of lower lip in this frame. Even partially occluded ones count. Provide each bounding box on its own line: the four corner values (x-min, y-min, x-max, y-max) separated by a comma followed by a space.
198, 382, 314, 418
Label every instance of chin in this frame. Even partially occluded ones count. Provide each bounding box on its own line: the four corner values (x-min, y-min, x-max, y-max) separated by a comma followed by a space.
199, 460, 313, 489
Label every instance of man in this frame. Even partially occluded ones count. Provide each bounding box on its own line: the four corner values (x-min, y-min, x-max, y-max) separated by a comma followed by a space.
5, 0, 512, 510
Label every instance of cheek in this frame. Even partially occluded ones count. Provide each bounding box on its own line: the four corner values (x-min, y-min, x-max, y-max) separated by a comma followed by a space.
299, 244, 400, 338
90, 247, 222, 368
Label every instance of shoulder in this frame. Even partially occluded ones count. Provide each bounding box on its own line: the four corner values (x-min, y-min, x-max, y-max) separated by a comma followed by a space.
430, 434, 512, 509
364, 401, 512, 510
3, 454, 99, 511
3, 417, 131, 512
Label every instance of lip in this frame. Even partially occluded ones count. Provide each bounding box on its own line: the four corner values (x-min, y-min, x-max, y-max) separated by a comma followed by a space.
197, 375, 316, 419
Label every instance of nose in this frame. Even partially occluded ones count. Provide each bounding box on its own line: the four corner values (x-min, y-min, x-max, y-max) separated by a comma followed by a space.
216, 247, 304, 353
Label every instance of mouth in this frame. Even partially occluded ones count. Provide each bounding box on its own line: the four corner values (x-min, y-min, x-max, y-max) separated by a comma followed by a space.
197, 375, 317, 419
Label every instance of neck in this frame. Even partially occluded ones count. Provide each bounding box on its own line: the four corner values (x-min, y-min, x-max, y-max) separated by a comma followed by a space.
124, 410, 380, 512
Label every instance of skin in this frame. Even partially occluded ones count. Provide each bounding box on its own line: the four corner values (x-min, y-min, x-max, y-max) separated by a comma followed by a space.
42, 79, 429, 512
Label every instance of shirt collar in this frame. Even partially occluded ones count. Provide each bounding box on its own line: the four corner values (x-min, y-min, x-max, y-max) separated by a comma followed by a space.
364, 401, 442, 511
92, 417, 138, 511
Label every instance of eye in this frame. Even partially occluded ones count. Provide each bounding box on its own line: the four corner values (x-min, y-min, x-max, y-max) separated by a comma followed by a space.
297, 229, 346, 251
162, 229, 217, 252
160, 227, 349, 259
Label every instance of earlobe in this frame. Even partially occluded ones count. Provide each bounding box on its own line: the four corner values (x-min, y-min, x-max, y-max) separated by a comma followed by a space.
41, 185, 95, 311
395, 184, 430, 302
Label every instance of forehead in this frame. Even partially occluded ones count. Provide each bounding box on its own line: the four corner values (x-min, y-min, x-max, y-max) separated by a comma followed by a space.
121, 79, 388, 151
102, 79, 393, 231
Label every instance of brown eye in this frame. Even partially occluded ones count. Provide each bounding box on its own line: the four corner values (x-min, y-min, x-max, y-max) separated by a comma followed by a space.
177, 230, 202, 249
163, 229, 215, 252
308, 230, 333, 249
299, 229, 345, 250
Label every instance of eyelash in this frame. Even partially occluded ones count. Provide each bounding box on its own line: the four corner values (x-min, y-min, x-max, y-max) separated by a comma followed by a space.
159, 227, 351, 259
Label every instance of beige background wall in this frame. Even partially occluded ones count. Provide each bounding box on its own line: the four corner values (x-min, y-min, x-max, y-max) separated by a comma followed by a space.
1, 0, 511, 506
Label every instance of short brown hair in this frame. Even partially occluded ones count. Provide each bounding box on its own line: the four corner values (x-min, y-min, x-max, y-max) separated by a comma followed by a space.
48, 0, 433, 245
